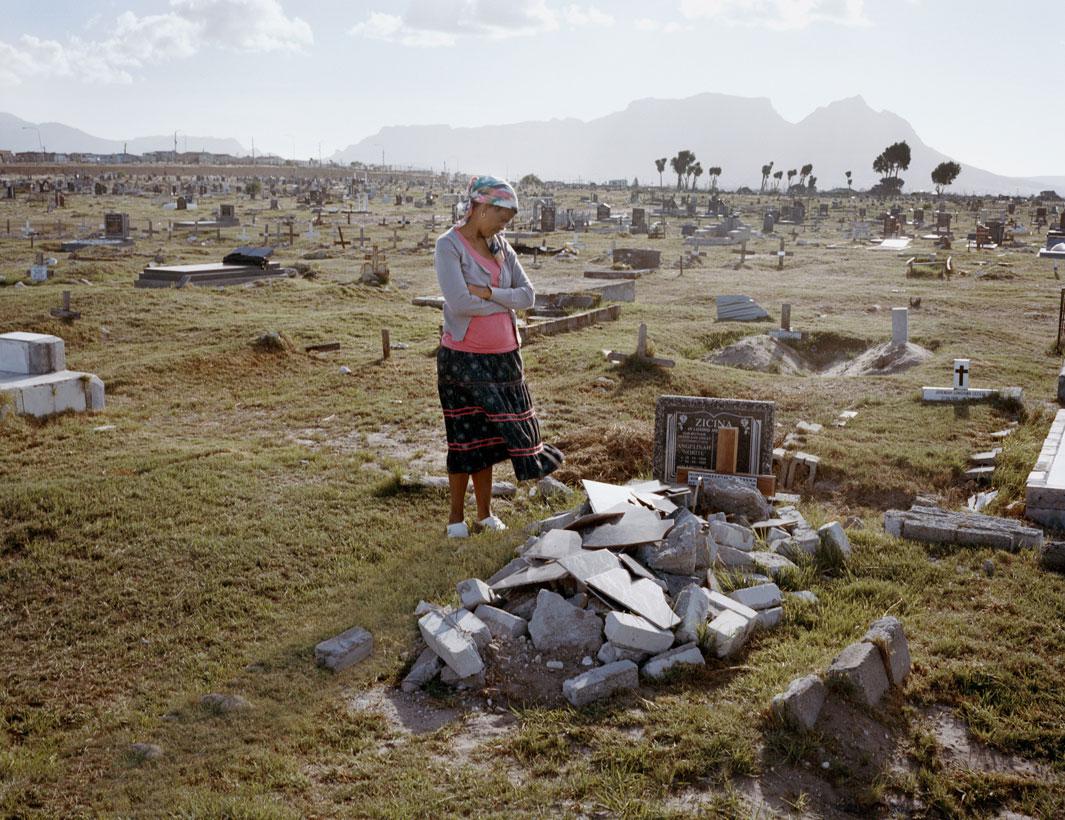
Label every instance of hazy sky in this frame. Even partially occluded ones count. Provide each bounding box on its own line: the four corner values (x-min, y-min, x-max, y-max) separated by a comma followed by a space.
1, 0, 1060, 176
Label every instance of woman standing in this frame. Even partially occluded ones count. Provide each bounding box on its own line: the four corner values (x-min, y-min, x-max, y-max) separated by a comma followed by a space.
435, 176, 563, 538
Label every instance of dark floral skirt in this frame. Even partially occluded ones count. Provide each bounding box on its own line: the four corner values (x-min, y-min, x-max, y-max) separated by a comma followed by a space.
437, 346, 563, 480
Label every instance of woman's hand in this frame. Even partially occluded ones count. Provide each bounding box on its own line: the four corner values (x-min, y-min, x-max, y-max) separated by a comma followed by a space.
467, 284, 492, 300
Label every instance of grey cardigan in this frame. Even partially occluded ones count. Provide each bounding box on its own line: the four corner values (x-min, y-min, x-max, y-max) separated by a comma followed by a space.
435, 228, 535, 343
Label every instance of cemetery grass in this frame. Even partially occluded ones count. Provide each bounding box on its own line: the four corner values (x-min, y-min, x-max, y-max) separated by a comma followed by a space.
1, 192, 1064, 816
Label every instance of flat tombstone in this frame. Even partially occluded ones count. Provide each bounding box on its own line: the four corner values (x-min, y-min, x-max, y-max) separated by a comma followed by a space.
104, 213, 129, 239
654, 395, 775, 484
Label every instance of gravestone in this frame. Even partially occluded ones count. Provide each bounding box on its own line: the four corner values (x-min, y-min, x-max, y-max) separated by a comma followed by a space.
891, 308, 908, 347
104, 213, 129, 239
613, 248, 660, 269
653, 395, 775, 487
597, 203, 612, 221
631, 207, 646, 232
921, 359, 1022, 402
219, 204, 237, 225
176, 196, 187, 210
540, 205, 556, 232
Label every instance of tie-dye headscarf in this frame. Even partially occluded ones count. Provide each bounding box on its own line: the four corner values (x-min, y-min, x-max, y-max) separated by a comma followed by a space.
455, 175, 519, 226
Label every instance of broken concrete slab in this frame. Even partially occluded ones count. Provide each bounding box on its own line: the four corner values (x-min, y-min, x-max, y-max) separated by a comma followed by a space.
418, 610, 484, 679
447, 609, 492, 650
604, 611, 675, 654
884, 505, 1042, 551
457, 578, 496, 609
562, 660, 639, 707
401, 647, 443, 692
474, 605, 528, 640
490, 561, 569, 591
641, 642, 705, 680
771, 674, 826, 730
862, 616, 911, 687
581, 506, 674, 549
585, 567, 681, 630
617, 552, 657, 580
486, 557, 530, 587
528, 590, 604, 655
728, 582, 782, 611
314, 626, 373, 672
826, 641, 890, 706
557, 548, 622, 583
0, 331, 65, 374
582, 479, 636, 513
716, 294, 770, 322
524, 528, 583, 561
635, 508, 701, 574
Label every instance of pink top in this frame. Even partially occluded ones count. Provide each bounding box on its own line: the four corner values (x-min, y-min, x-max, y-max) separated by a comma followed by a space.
441, 231, 519, 353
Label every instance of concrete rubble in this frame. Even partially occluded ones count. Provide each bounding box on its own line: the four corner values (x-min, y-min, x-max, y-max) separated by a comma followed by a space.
770, 616, 912, 731
403, 476, 836, 706
884, 504, 1042, 551
315, 626, 373, 672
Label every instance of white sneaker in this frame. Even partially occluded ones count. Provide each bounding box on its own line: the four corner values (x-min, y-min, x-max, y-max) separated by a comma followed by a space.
477, 515, 507, 532
447, 521, 470, 538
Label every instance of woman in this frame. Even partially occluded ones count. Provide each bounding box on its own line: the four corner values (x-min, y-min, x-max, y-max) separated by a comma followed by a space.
435, 175, 563, 538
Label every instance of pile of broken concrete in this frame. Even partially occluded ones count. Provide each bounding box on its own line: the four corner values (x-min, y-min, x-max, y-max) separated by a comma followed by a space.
402, 477, 853, 707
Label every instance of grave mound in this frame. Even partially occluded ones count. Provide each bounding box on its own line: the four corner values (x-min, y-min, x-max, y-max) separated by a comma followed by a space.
706, 335, 931, 377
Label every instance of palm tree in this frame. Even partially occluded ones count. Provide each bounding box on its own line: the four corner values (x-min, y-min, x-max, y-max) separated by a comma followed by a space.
759, 162, 774, 194
845, 170, 852, 190
772, 169, 784, 193
807, 176, 817, 192
786, 169, 797, 191
799, 163, 813, 189
691, 162, 704, 190
654, 157, 667, 189
708, 166, 722, 191
670, 150, 696, 190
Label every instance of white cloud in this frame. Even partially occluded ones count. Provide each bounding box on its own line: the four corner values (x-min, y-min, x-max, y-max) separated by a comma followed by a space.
634, 18, 689, 33
350, 1, 615, 47
678, 0, 870, 30
0, 0, 311, 86
563, 5, 614, 26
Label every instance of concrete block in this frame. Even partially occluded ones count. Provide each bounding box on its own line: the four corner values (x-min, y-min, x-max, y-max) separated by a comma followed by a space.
706, 590, 758, 621
474, 604, 527, 640
716, 545, 755, 571
418, 610, 484, 679
672, 583, 712, 644
457, 578, 495, 609
748, 551, 799, 579
401, 647, 443, 692
0, 331, 65, 375
596, 641, 648, 664
0, 370, 105, 418
728, 582, 782, 611
827, 641, 890, 706
862, 616, 911, 687
562, 660, 638, 707
448, 609, 492, 650
788, 590, 818, 606
706, 610, 754, 658
770, 674, 826, 730
819, 521, 852, 558
314, 626, 373, 672
755, 607, 783, 629
708, 520, 755, 551
636, 508, 701, 574
604, 611, 674, 654
528, 589, 604, 655
641, 642, 705, 680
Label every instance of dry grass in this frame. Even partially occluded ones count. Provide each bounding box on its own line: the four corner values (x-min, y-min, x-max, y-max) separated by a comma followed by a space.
1, 182, 1064, 816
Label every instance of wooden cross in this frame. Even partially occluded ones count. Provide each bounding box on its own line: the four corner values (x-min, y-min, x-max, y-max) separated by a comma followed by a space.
334, 227, 349, 249
49, 290, 80, 321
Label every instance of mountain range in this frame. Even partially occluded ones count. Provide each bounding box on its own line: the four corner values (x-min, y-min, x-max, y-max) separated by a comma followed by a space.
2, 97, 1061, 196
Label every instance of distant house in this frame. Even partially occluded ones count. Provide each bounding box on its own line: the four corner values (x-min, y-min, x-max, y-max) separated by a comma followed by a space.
0, 150, 14, 164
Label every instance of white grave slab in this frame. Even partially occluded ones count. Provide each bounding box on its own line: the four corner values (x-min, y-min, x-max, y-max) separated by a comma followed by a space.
922, 358, 1022, 402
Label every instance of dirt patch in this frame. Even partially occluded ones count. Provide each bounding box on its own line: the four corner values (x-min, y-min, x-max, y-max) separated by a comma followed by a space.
707, 335, 931, 377
286, 422, 447, 473
482, 638, 594, 707
923, 705, 1047, 777
350, 686, 465, 736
